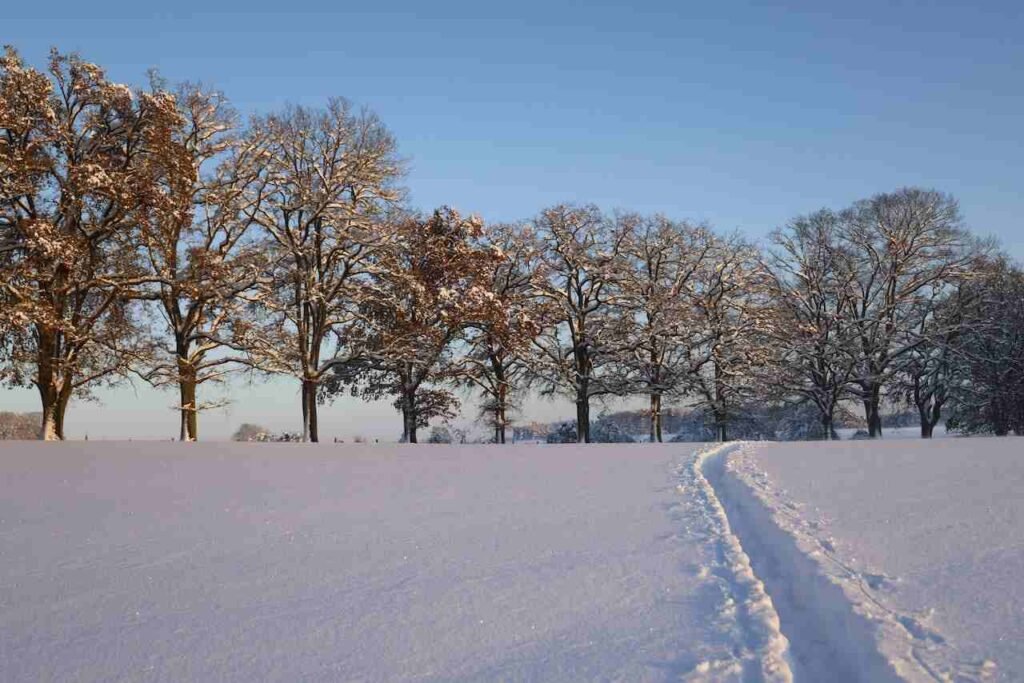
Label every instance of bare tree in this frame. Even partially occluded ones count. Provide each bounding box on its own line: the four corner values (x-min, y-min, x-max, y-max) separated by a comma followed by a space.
137, 84, 265, 441
685, 233, 774, 442
615, 214, 715, 441
766, 210, 859, 440
946, 256, 1024, 436
238, 100, 402, 442
891, 281, 977, 438
459, 222, 541, 443
0, 48, 184, 439
838, 188, 975, 437
529, 205, 628, 443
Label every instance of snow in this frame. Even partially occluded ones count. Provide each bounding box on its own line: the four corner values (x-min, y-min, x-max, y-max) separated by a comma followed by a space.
724, 439, 1022, 681
0, 442, 782, 682
2, 439, 1020, 682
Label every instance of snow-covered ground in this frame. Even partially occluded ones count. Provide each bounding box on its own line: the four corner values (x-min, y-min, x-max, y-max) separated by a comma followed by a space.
0, 442, 787, 682
1, 439, 1019, 681
724, 439, 1022, 681
834, 425, 949, 440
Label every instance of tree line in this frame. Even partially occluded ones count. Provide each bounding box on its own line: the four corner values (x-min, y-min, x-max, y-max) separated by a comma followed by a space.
2, 48, 1022, 442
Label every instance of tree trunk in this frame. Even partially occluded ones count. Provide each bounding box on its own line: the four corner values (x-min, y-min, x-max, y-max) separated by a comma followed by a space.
822, 412, 835, 441
308, 386, 319, 444
178, 368, 198, 442
650, 393, 663, 443
38, 391, 60, 441
868, 408, 882, 437
36, 327, 63, 441
713, 361, 729, 443
300, 379, 319, 443
37, 384, 71, 441
54, 385, 71, 441
863, 386, 883, 438
575, 346, 592, 443
918, 402, 932, 439
396, 363, 420, 444
301, 378, 319, 443
576, 395, 590, 444
175, 336, 199, 441
919, 399, 943, 439
494, 405, 506, 444
496, 377, 507, 444
301, 380, 309, 442
403, 404, 418, 443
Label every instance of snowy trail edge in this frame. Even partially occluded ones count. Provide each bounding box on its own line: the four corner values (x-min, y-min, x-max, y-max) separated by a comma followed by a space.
681, 444, 793, 682
700, 443, 964, 683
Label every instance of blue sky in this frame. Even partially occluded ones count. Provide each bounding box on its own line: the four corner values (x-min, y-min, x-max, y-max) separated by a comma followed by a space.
4, 1, 1023, 439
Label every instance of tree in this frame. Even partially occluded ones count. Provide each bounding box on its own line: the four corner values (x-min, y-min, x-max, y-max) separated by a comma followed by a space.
891, 281, 975, 438
530, 205, 628, 443
137, 83, 265, 441
685, 233, 774, 442
838, 188, 975, 437
331, 208, 501, 443
616, 214, 716, 441
766, 210, 858, 440
946, 257, 1024, 436
238, 100, 402, 442
0, 48, 184, 439
458, 222, 541, 443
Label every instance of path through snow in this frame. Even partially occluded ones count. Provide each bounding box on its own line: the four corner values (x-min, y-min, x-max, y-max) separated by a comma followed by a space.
1, 440, 1012, 682
725, 440, 1019, 682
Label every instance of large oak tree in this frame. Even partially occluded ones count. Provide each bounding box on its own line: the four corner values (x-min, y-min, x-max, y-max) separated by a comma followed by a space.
333, 208, 501, 443
1, 48, 185, 439
137, 84, 265, 441
238, 100, 402, 442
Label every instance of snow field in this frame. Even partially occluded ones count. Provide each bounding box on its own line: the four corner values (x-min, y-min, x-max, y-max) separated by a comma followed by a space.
0, 442, 776, 682
2, 439, 1015, 682
709, 446, 934, 682
724, 440, 1016, 682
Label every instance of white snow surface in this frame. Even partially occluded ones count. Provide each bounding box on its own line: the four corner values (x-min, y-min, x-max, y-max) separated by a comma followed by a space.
0, 442, 787, 683
4, 439, 1021, 682
729, 438, 1024, 681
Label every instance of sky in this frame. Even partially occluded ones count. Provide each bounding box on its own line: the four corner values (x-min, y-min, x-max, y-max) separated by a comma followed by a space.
3, 0, 1023, 439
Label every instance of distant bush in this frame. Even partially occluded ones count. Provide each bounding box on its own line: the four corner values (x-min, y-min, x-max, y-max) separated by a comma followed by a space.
232, 424, 302, 442
591, 417, 635, 443
0, 412, 40, 440
546, 422, 578, 443
427, 426, 452, 443
232, 423, 269, 442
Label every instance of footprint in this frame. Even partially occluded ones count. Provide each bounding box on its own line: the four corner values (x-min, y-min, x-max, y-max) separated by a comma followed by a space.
897, 615, 946, 644
863, 572, 896, 591
955, 658, 998, 681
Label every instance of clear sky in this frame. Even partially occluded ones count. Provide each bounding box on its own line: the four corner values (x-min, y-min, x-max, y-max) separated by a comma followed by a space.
3, 0, 1023, 439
